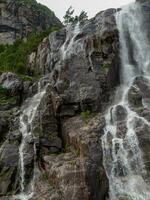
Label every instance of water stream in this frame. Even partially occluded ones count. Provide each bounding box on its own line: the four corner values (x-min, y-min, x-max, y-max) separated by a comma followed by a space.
61, 22, 82, 60
13, 82, 47, 200
102, 3, 150, 200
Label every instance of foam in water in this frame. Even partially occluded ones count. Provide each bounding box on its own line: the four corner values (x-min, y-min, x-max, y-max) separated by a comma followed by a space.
102, 3, 150, 200
13, 83, 47, 200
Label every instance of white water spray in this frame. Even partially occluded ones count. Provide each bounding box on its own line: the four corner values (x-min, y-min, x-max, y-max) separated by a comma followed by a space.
13, 83, 47, 200
102, 3, 150, 200
61, 22, 83, 60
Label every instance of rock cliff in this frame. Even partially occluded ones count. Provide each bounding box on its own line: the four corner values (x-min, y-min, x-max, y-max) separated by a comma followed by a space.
0, 0, 150, 200
0, 7, 119, 199
0, 0, 62, 44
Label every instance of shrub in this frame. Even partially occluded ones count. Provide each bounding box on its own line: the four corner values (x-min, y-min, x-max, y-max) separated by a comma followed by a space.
0, 27, 59, 75
0, 85, 17, 105
81, 110, 91, 120
63, 6, 88, 24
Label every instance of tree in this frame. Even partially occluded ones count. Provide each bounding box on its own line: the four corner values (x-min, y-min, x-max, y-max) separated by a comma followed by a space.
63, 7, 88, 24
63, 6, 75, 24
78, 11, 88, 22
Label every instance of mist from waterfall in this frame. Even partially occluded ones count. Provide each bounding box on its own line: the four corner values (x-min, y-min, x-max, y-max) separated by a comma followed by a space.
102, 3, 150, 200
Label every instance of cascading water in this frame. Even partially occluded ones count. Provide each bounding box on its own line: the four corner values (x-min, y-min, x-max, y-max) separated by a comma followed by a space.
61, 22, 82, 60
13, 82, 47, 200
102, 3, 150, 200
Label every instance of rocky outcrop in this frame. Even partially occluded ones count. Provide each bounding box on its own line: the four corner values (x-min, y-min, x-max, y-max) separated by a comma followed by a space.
0, 72, 22, 96
25, 8, 120, 200
137, 0, 150, 5
128, 76, 150, 179
0, 7, 120, 199
0, 0, 62, 44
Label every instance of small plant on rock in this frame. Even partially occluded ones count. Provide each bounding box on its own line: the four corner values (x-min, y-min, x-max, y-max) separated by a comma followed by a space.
81, 110, 91, 120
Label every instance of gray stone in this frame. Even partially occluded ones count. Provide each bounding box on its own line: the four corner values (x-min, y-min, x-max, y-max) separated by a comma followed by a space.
0, 72, 22, 96
0, 0, 62, 44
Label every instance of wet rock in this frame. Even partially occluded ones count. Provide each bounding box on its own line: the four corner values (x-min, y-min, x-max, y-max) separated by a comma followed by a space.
40, 136, 62, 153
0, 141, 19, 195
0, 143, 19, 167
0, 5, 121, 199
27, 8, 119, 116
34, 115, 108, 200
0, 111, 11, 143
134, 119, 150, 178
0, 72, 22, 97
0, 166, 19, 195
19, 7, 119, 200
134, 76, 150, 100
128, 85, 143, 108
7, 131, 21, 142
43, 153, 90, 200
115, 105, 127, 121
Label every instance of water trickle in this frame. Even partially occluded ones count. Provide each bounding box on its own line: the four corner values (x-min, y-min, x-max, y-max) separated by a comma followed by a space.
102, 3, 150, 200
13, 82, 47, 200
61, 22, 83, 60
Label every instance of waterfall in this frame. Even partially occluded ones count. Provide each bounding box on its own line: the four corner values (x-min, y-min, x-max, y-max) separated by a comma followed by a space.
13, 82, 47, 200
61, 22, 83, 60
102, 3, 150, 200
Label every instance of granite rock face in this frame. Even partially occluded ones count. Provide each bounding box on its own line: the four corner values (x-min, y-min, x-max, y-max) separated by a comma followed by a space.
27, 8, 119, 200
0, 6, 121, 200
0, 0, 62, 44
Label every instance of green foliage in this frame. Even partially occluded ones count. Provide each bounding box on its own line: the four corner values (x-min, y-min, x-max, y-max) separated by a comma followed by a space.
63, 6, 88, 24
16, 0, 55, 18
0, 45, 8, 54
63, 6, 75, 24
77, 11, 88, 22
0, 85, 7, 96
101, 63, 110, 73
67, 160, 77, 166
0, 27, 59, 75
0, 85, 17, 105
81, 110, 91, 120
73, 148, 80, 157
64, 144, 71, 152
16, 0, 36, 6
42, 171, 49, 180
102, 63, 109, 69
18, 74, 41, 81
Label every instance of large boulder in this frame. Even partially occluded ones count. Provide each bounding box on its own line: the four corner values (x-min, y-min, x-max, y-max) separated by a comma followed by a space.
32, 115, 108, 200
0, 72, 22, 96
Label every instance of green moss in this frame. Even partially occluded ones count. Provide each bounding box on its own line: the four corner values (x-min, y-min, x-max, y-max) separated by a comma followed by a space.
63, 144, 71, 153
73, 148, 80, 157
0, 85, 17, 105
81, 110, 91, 120
42, 171, 49, 180
4, 192, 13, 196
102, 63, 109, 69
67, 160, 77, 166
18, 74, 41, 81
102, 63, 110, 72
0, 27, 59, 76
